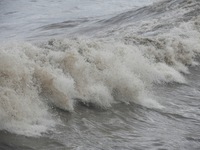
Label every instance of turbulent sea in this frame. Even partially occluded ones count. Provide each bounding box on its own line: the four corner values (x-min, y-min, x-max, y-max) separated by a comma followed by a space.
1, 0, 200, 149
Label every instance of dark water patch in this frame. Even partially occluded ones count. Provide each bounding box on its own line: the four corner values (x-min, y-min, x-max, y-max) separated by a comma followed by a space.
186, 137, 200, 142
40, 19, 89, 30
3, 11, 17, 15
0, 131, 65, 150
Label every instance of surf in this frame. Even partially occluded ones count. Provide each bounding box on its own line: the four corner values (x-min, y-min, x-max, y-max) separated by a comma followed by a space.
0, 0, 200, 136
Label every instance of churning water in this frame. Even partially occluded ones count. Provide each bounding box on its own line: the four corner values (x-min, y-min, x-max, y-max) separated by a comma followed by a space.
0, 0, 200, 149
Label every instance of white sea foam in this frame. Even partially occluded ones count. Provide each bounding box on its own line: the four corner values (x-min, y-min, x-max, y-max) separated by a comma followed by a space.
0, 48, 56, 136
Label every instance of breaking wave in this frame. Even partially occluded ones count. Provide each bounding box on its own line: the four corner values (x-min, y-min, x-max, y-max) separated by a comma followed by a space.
1, 0, 200, 136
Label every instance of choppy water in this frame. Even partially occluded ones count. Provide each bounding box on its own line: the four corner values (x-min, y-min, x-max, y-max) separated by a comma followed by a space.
0, 0, 200, 149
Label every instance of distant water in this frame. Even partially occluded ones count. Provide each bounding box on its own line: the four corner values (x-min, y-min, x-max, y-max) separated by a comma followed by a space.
1, 0, 200, 149
0, 0, 157, 40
